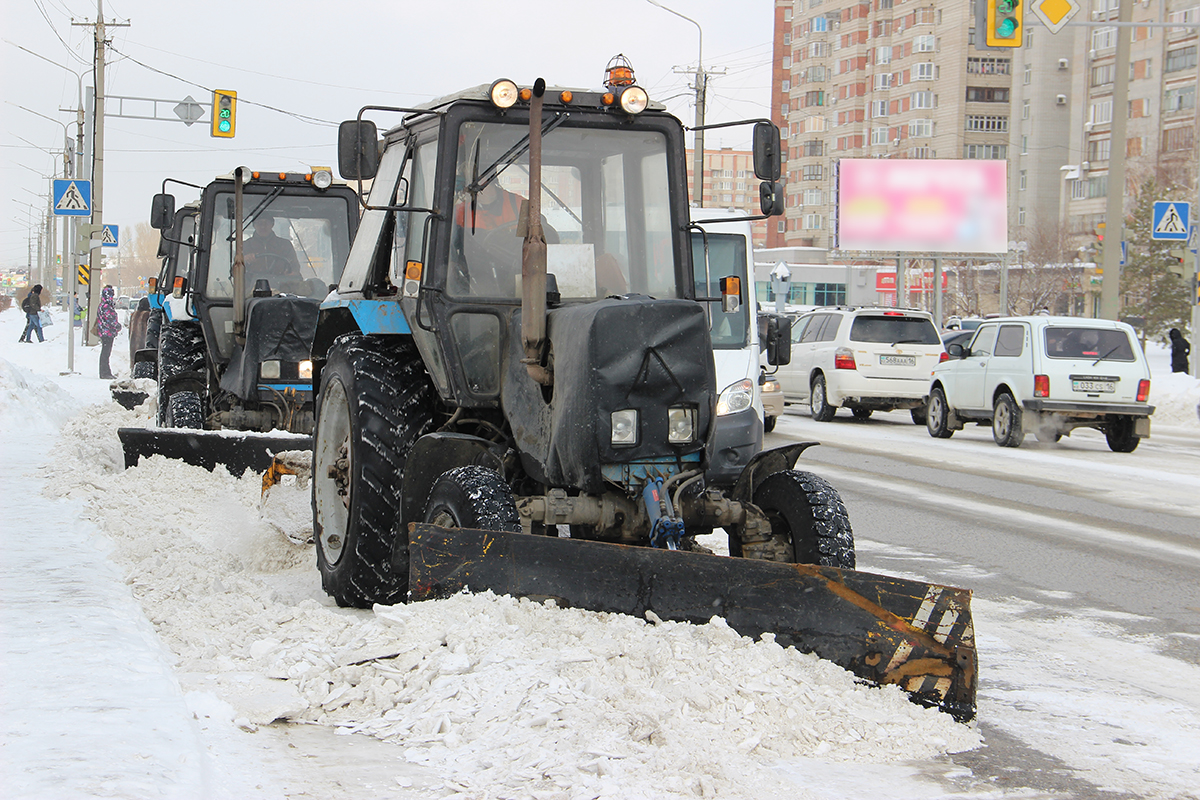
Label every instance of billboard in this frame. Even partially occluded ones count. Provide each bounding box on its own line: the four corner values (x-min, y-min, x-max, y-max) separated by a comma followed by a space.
836, 159, 1008, 254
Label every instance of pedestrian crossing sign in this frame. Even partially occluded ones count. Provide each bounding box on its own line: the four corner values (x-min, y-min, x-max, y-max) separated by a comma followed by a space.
1152, 201, 1190, 241
53, 179, 92, 217
100, 224, 119, 248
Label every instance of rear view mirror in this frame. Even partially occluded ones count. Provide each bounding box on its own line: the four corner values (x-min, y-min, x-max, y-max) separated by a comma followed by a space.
150, 193, 175, 230
764, 315, 792, 366
338, 120, 380, 180
759, 181, 784, 217
947, 343, 967, 359
752, 122, 782, 181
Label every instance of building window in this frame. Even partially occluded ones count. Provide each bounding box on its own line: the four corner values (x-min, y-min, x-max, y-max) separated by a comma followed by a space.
1088, 137, 1112, 161
804, 90, 826, 107
871, 100, 888, 117
1165, 46, 1198, 73
914, 35, 935, 52
1164, 85, 1197, 112
1021, 135, 1028, 154
802, 164, 824, 180
813, 17, 828, 32
967, 57, 1011, 75
1071, 179, 1087, 200
782, 80, 791, 92
1163, 126, 1196, 151
783, 32, 791, 46
1168, 7, 1200, 32
877, 45, 891, 65
803, 213, 824, 230
966, 87, 1008, 102
874, 73, 892, 90
915, 62, 936, 80
1022, 99, 1030, 120
1092, 27, 1117, 50
781, 103, 790, 116
813, 283, 846, 305
807, 115, 827, 132
803, 188, 824, 205
1087, 175, 1108, 198
1091, 64, 1115, 86
810, 42, 829, 58
1019, 170, 1027, 190
965, 114, 1009, 132
908, 118, 933, 137
912, 90, 935, 108
1090, 99, 1113, 124
964, 144, 1007, 159
871, 126, 890, 145
802, 139, 825, 157
1024, 63, 1032, 85
1018, 207, 1026, 225
777, 220, 786, 233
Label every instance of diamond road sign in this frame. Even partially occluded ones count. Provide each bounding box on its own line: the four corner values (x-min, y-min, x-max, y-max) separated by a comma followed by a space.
174, 95, 204, 127
1032, 0, 1081, 35
1152, 201, 1190, 241
100, 224, 119, 248
53, 179, 92, 217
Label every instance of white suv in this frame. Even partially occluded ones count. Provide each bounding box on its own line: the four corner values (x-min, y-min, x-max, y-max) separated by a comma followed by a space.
926, 316, 1154, 451
776, 307, 946, 423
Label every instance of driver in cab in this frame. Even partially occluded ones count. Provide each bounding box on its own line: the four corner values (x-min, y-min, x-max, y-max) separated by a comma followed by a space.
244, 213, 301, 277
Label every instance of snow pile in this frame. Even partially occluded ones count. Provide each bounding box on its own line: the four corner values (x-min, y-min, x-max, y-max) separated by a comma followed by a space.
41, 398, 981, 799
1145, 342, 1200, 428
0, 358, 79, 434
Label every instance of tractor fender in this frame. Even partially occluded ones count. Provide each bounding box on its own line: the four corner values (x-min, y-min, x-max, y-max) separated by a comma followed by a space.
729, 441, 820, 504
399, 432, 509, 534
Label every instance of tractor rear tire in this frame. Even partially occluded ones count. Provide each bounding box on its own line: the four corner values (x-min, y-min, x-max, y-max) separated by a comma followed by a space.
752, 469, 855, 569
423, 466, 521, 531
132, 359, 156, 380
313, 336, 436, 608
164, 390, 203, 429
157, 321, 205, 427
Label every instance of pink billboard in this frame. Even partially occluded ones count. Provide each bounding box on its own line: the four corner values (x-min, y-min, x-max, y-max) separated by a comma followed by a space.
837, 159, 1008, 254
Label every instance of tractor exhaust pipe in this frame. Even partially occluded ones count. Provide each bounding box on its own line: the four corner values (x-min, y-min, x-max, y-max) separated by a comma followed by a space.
232, 166, 247, 343
521, 79, 552, 386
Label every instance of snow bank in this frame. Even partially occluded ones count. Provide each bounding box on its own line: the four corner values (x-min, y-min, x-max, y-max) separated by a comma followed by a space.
40, 394, 981, 799
1145, 342, 1200, 428
0, 358, 78, 434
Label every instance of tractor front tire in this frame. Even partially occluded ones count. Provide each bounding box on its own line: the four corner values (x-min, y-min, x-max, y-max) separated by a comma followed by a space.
156, 321, 205, 428
423, 466, 521, 531
751, 469, 855, 569
313, 336, 436, 608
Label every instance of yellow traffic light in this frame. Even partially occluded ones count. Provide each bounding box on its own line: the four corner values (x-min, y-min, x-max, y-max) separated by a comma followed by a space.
985, 0, 1023, 48
211, 90, 237, 138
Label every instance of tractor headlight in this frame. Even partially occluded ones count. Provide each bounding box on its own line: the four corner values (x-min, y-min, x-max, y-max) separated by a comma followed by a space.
611, 409, 639, 446
618, 86, 649, 115
668, 407, 696, 444
490, 79, 519, 109
298, 360, 313, 380
261, 360, 281, 379
716, 379, 755, 416
311, 169, 333, 190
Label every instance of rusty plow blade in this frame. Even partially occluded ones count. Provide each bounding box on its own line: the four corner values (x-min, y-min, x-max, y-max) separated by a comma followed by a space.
117, 427, 312, 475
407, 524, 977, 722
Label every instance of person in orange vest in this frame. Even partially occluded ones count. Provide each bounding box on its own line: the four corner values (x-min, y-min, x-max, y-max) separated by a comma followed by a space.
452, 181, 533, 298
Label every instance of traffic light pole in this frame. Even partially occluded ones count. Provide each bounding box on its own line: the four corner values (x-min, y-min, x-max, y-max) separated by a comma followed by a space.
1099, 0, 1132, 321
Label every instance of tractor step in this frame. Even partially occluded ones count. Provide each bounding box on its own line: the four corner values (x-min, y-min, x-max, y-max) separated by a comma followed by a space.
117, 426, 312, 475
407, 524, 976, 721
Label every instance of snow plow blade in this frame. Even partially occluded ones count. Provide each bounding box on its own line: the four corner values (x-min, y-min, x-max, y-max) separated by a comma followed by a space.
407, 524, 977, 721
117, 427, 312, 475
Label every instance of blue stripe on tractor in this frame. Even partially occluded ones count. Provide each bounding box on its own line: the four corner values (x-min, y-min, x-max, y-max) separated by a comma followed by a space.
320, 296, 411, 335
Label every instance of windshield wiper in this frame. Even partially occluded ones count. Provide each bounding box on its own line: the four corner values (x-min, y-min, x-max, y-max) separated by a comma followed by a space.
890, 338, 926, 346
467, 112, 570, 196
1092, 344, 1122, 366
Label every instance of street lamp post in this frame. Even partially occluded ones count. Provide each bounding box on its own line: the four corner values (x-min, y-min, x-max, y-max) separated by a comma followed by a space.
647, 0, 706, 207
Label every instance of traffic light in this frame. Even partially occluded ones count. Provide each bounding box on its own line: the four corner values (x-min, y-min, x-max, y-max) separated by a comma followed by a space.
985, 0, 1023, 48
211, 90, 237, 138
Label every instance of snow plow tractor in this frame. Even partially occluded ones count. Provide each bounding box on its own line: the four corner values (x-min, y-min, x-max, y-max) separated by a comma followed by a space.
117, 168, 360, 474
311, 62, 977, 721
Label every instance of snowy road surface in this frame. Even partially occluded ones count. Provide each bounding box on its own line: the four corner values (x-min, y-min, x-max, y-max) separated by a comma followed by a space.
2, 306, 1199, 799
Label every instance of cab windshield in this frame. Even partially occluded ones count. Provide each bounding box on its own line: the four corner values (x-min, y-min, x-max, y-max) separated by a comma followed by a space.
691, 231, 749, 349
206, 193, 352, 301
447, 120, 679, 302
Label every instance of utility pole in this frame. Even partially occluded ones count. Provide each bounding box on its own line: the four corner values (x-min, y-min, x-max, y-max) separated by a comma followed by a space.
1099, 0, 1133, 320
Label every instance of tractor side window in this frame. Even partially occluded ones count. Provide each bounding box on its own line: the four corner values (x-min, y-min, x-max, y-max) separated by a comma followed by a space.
691, 232, 749, 349
394, 139, 438, 281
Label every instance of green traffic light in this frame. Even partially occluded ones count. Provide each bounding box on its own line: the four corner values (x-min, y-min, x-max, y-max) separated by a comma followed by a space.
997, 17, 1017, 37
218, 120, 231, 133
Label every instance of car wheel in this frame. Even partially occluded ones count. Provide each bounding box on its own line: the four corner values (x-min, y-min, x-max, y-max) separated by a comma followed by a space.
926, 386, 954, 439
423, 466, 521, 531
1105, 416, 1139, 453
750, 470, 855, 569
810, 375, 836, 421
851, 407, 872, 420
763, 415, 777, 433
910, 404, 927, 426
992, 392, 1025, 448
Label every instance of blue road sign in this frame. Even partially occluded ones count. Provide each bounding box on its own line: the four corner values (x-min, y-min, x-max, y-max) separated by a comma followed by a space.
53, 179, 92, 217
1152, 201, 1190, 241
100, 224, 119, 248
1120, 240, 1126, 266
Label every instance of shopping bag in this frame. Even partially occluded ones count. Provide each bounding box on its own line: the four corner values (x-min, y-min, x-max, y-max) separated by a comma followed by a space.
38, 309, 53, 327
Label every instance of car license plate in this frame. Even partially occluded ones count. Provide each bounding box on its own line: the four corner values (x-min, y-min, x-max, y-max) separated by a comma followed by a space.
1072, 379, 1114, 393
879, 355, 916, 366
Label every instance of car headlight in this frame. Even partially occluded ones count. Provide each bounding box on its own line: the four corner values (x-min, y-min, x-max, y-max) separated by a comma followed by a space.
763, 379, 780, 393
260, 360, 281, 379
611, 409, 638, 445
618, 86, 649, 115
489, 79, 519, 109
716, 379, 755, 416
668, 407, 696, 444
298, 360, 313, 380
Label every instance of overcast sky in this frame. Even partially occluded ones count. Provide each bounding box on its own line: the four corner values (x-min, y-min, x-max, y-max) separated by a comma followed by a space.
1, 0, 774, 272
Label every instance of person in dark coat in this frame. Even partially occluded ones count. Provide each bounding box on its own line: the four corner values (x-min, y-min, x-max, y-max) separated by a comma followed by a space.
92, 286, 122, 380
18, 284, 44, 343
1168, 328, 1190, 374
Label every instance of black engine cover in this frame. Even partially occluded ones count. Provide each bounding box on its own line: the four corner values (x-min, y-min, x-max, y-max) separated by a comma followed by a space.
219, 295, 319, 401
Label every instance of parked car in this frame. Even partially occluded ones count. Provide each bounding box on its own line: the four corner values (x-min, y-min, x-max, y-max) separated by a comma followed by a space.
760, 371, 783, 432
775, 307, 946, 423
941, 329, 974, 350
926, 316, 1154, 451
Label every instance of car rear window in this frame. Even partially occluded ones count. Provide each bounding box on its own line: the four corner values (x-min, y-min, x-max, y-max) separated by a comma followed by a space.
849, 315, 940, 345
1044, 327, 1136, 360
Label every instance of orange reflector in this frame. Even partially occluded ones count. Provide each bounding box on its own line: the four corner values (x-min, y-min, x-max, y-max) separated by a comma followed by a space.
602, 92, 615, 106
405, 261, 423, 281
560, 90, 573, 103
721, 276, 741, 296
251, 171, 261, 179
173, 276, 185, 289
519, 88, 533, 102
305, 173, 313, 181
278, 172, 287, 180
148, 277, 157, 290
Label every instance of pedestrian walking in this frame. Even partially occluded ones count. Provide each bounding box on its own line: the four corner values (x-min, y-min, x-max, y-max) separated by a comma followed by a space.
18, 284, 45, 343
1168, 328, 1190, 374
92, 286, 122, 380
